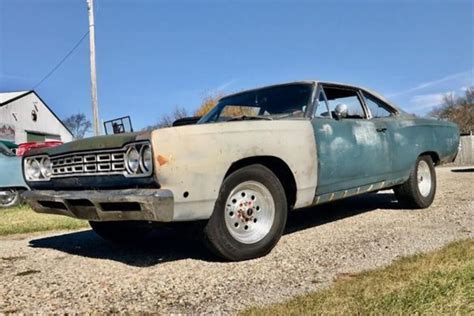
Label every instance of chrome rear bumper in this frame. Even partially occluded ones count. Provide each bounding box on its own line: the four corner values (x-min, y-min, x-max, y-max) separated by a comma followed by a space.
23, 189, 174, 222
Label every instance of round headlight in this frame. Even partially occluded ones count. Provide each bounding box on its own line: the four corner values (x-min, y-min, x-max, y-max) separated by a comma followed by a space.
26, 159, 41, 180
141, 145, 152, 172
126, 147, 140, 174
40, 157, 53, 178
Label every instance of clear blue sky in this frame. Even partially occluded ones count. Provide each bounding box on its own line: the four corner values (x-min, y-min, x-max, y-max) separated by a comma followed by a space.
1, 0, 473, 130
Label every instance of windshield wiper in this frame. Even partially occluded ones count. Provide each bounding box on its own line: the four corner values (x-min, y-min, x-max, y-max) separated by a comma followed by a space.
226, 115, 273, 122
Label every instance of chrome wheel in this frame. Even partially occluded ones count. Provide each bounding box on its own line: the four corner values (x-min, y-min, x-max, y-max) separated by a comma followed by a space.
224, 180, 275, 244
0, 189, 20, 208
417, 160, 432, 197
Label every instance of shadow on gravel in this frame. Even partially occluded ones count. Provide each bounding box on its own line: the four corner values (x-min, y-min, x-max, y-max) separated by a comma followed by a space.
29, 223, 213, 267
451, 168, 474, 173
29, 192, 403, 266
285, 191, 404, 234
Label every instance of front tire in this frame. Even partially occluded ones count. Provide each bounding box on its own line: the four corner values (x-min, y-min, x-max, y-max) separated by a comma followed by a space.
204, 164, 288, 261
393, 155, 436, 209
89, 221, 152, 243
0, 189, 23, 208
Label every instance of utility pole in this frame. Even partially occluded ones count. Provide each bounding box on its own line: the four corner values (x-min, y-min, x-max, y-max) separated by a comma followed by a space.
87, 0, 100, 136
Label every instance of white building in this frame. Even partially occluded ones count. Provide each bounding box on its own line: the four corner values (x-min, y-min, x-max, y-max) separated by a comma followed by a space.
0, 90, 73, 144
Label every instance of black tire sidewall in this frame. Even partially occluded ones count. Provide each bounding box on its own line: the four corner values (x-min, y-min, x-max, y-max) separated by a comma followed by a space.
412, 156, 436, 208
205, 164, 288, 261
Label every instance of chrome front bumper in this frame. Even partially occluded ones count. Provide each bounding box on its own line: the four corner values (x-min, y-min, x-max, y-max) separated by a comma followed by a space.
23, 189, 174, 222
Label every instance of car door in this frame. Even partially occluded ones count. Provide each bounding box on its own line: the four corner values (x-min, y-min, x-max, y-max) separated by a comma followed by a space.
361, 90, 404, 176
311, 84, 392, 195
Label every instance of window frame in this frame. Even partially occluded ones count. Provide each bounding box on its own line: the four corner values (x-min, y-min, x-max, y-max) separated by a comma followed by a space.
360, 90, 399, 119
312, 83, 369, 119
313, 84, 333, 119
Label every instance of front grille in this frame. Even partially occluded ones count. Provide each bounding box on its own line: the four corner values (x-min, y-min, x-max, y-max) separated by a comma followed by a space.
51, 149, 126, 178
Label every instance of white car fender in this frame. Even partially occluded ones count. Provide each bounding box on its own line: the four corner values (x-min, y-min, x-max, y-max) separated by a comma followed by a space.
150, 120, 317, 221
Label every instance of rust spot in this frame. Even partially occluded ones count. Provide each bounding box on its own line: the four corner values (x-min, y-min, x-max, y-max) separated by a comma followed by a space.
156, 154, 169, 166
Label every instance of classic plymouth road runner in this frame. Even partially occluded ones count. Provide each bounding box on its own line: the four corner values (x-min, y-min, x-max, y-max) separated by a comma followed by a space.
23, 81, 459, 260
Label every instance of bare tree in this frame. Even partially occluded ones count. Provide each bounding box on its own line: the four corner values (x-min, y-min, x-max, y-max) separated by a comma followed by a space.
143, 106, 189, 130
63, 113, 92, 139
145, 90, 255, 131
428, 87, 474, 134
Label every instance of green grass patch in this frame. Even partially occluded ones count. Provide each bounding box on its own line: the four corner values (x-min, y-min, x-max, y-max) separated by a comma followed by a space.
0, 205, 88, 236
243, 239, 474, 315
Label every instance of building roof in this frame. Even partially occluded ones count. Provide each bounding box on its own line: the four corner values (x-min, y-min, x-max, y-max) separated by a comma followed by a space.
0, 90, 73, 137
0, 91, 31, 105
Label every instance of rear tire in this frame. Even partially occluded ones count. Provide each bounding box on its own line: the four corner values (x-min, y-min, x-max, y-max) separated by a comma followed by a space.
393, 155, 436, 209
89, 221, 152, 243
204, 164, 288, 261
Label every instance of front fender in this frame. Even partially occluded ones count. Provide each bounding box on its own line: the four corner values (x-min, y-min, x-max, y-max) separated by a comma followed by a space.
0, 155, 28, 190
150, 120, 317, 221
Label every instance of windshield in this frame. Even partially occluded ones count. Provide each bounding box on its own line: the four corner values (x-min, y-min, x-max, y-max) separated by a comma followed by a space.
198, 83, 314, 124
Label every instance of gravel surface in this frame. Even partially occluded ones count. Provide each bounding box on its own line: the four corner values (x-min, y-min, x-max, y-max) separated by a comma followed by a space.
0, 166, 472, 314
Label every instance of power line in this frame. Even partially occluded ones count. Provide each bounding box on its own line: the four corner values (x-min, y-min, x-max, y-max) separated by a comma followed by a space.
32, 31, 90, 90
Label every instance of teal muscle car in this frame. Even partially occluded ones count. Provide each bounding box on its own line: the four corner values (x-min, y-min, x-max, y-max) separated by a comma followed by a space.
22, 81, 459, 261
0, 140, 28, 208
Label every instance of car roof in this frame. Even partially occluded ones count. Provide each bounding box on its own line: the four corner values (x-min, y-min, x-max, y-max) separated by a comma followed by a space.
220, 80, 404, 114
221, 81, 315, 100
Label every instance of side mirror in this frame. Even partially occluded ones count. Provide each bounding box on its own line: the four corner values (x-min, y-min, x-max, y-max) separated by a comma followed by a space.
334, 103, 348, 120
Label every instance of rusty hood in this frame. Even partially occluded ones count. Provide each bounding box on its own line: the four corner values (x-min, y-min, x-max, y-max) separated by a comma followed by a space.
25, 131, 151, 157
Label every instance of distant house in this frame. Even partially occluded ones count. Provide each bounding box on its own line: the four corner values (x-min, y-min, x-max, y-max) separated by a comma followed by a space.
0, 90, 73, 144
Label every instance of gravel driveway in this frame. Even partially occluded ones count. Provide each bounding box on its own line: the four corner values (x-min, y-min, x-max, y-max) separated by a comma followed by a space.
0, 166, 472, 314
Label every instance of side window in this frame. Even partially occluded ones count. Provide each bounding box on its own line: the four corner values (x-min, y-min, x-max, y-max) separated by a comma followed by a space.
363, 92, 393, 118
323, 86, 366, 119
314, 89, 331, 117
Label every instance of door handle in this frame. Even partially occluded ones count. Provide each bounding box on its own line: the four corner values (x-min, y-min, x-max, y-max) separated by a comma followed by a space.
376, 127, 387, 133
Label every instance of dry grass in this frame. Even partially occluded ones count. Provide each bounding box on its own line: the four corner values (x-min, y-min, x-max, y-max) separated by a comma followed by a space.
242, 239, 474, 315
0, 205, 88, 236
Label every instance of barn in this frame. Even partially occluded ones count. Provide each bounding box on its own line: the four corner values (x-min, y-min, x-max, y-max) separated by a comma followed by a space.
0, 90, 73, 144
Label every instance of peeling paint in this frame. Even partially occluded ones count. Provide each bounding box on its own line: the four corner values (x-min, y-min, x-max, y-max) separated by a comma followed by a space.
320, 124, 333, 136
311, 177, 406, 206
329, 136, 352, 152
353, 122, 381, 147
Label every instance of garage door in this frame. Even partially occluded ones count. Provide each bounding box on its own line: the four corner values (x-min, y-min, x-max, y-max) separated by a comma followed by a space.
26, 132, 61, 142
